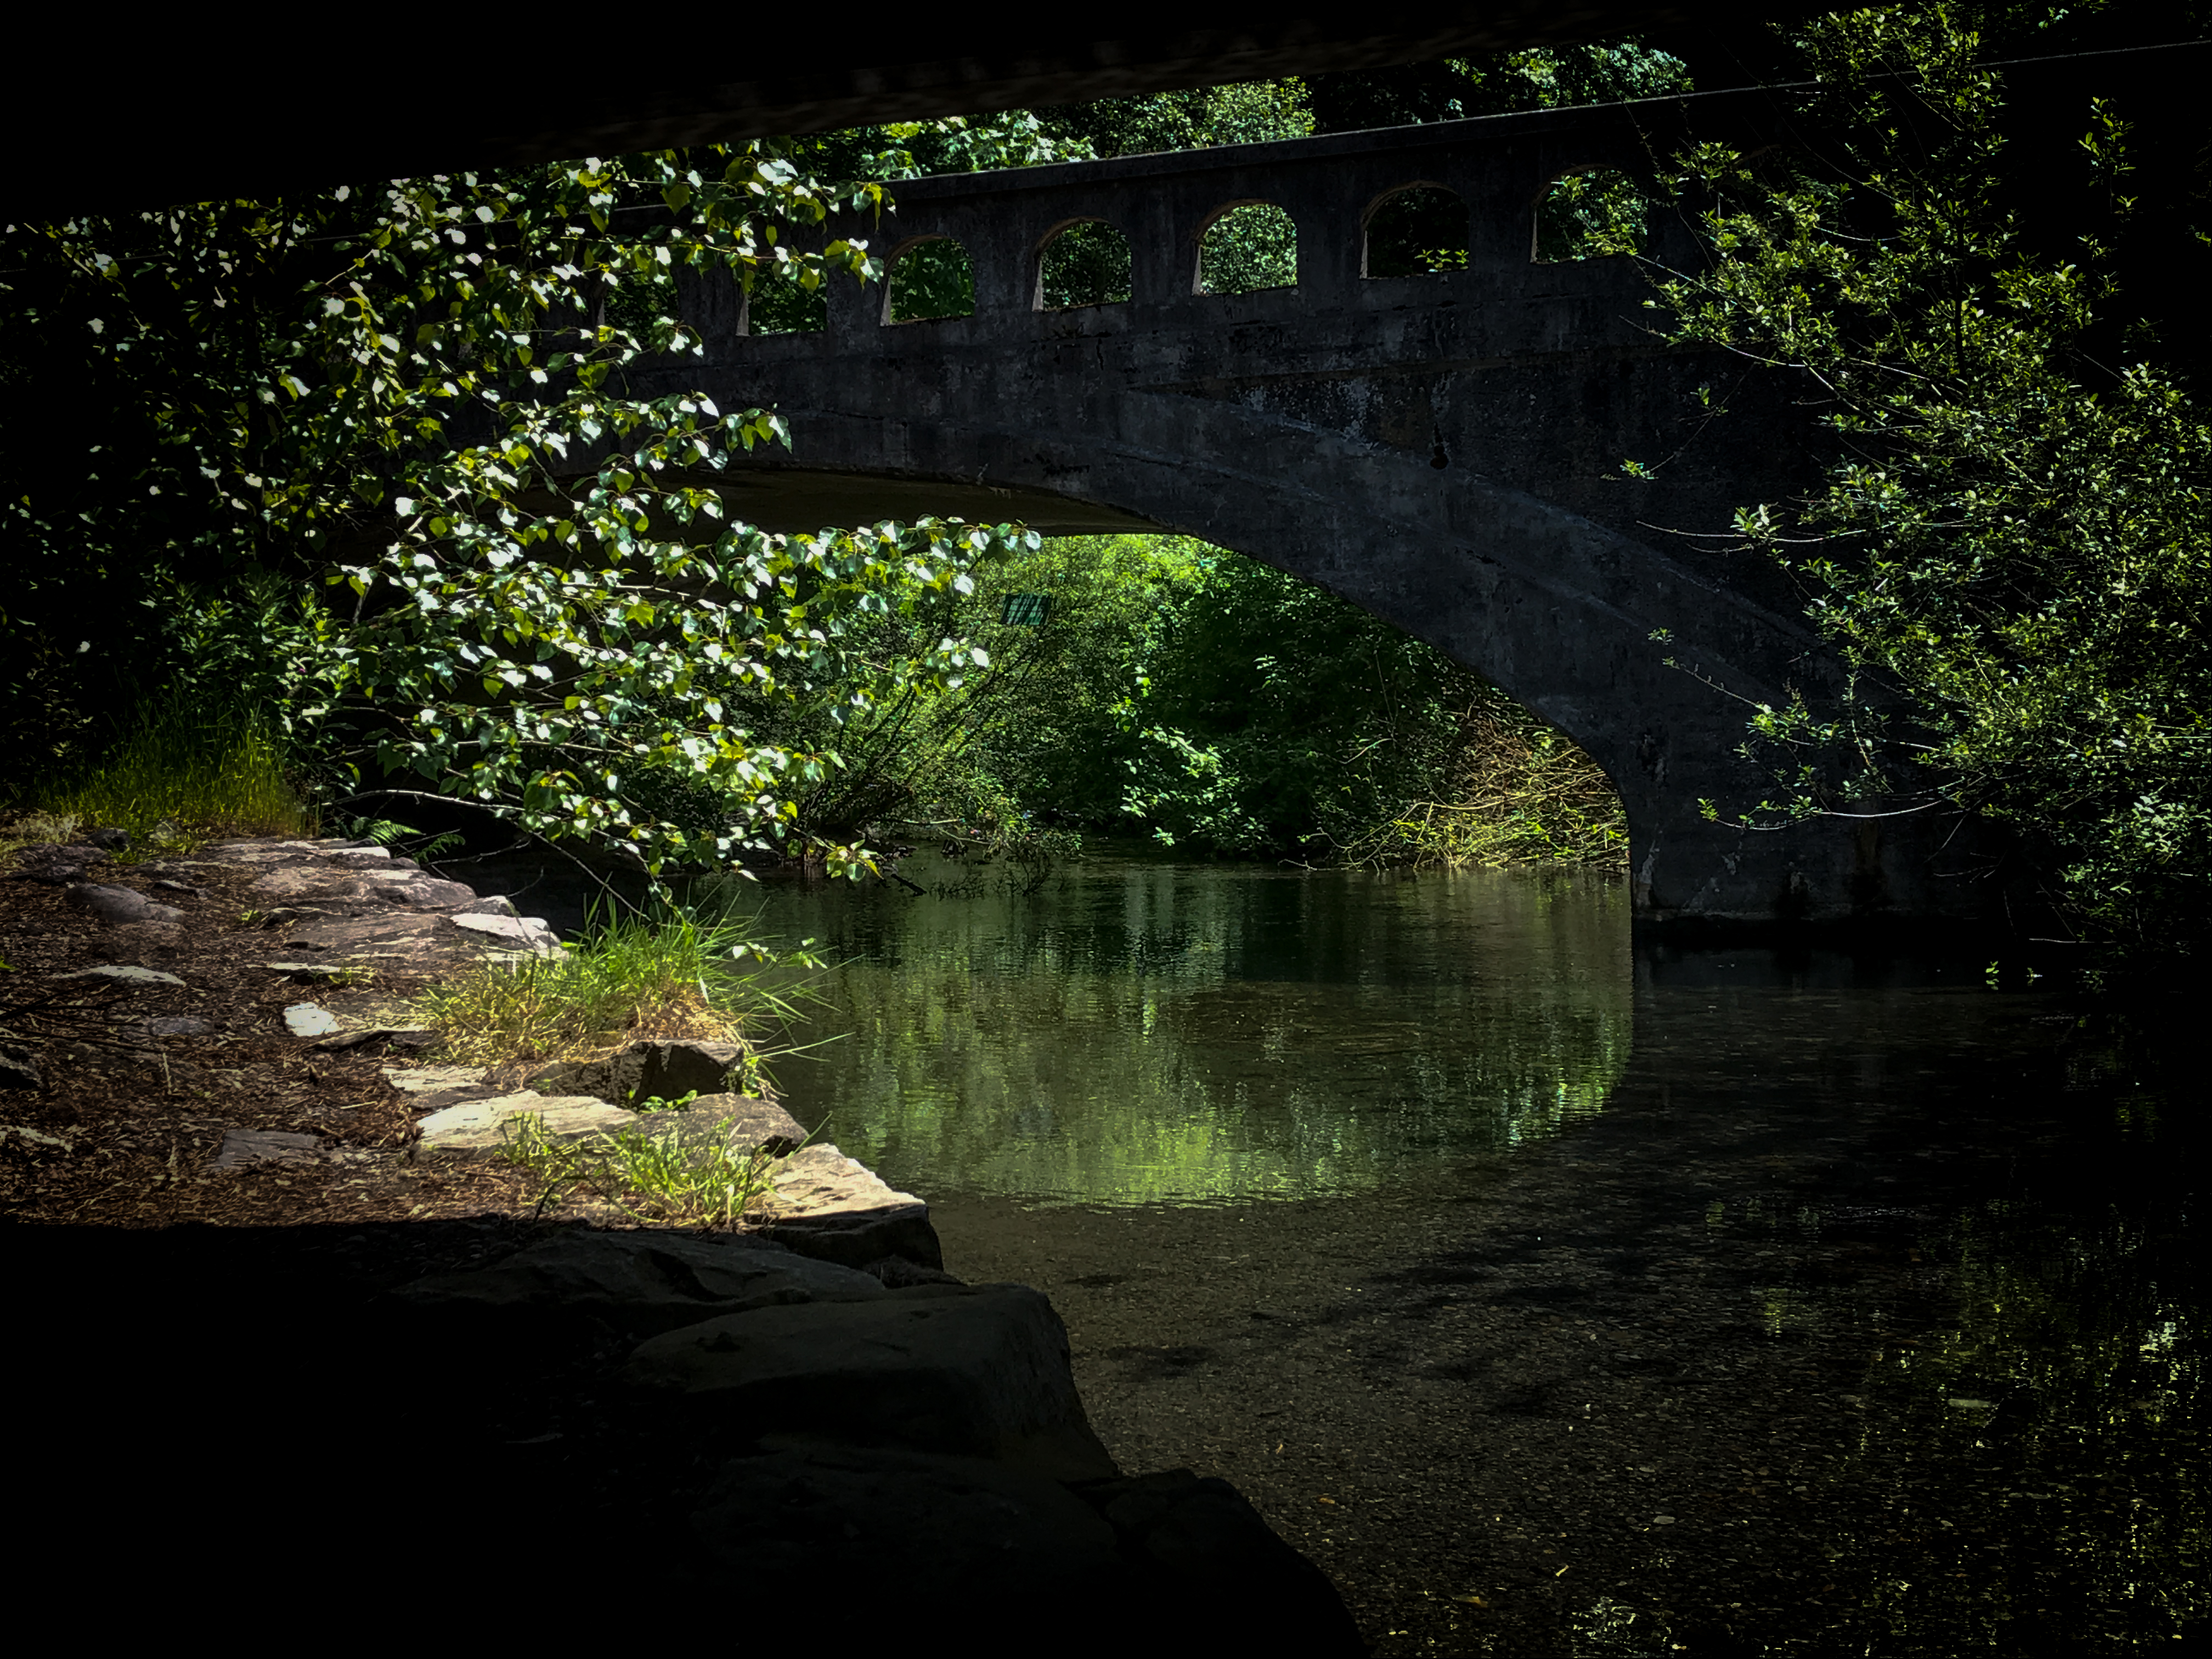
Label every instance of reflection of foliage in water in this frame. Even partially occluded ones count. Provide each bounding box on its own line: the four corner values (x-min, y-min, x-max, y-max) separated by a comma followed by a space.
733, 857, 1631, 1205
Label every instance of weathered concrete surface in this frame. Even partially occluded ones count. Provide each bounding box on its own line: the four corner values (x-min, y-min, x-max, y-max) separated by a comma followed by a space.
648, 90, 2003, 927
624, 1283, 1119, 1481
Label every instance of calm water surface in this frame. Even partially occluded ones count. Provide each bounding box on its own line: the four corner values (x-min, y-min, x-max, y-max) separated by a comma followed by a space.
729, 852, 1635, 1203
690, 851, 2201, 1655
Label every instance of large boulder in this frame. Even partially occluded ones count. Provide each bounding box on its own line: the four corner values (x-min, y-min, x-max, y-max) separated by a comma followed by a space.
622, 1283, 1119, 1481
679, 1448, 1364, 1647
389, 1228, 885, 1336
686, 1443, 1129, 1628
1080, 1468, 1366, 1642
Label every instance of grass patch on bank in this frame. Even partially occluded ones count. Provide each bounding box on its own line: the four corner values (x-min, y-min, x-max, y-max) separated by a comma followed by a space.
29, 703, 311, 849
1339, 692, 1628, 870
415, 907, 821, 1078
496, 1110, 787, 1228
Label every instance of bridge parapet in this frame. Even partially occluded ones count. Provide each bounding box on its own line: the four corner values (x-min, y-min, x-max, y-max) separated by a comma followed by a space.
707, 92, 1774, 355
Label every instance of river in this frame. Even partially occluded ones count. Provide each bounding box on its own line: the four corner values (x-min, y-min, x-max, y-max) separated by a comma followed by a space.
707, 848, 2199, 1655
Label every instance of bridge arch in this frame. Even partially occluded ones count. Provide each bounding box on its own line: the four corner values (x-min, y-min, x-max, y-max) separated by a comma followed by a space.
659, 89, 1991, 926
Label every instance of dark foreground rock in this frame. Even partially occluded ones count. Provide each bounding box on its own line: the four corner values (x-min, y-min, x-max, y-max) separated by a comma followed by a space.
624, 1281, 1120, 1481
391, 1226, 887, 1337
374, 1223, 1360, 1647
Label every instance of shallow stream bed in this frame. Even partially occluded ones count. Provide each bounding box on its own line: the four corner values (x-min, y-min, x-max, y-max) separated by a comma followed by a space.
713, 852, 2201, 1655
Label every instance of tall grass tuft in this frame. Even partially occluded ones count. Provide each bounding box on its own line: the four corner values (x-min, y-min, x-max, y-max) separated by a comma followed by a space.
1340, 693, 1629, 871
496, 1110, 787, 1229
37, 702, 309, 845
415, 906, 820, 1077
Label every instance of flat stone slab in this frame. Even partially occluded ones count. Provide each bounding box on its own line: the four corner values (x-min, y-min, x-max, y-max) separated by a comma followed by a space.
383, 1064, 489, 1097
416, 1091, 635, 1154
762, 1144, 941, 1270
283, 1003, 342, 1037
624, 1284, 1118, 1481
280, 911, 478, 971
651, 1094, 808, 1156
377, 877, 479, 909
52, 965, 185, 988
147, 1017, 213, 1036
248, 868, 367, 901
208, 1129, 323, 1171
447, 912, 561, 952
205, 840, 334, 861
391, 1229, 885, 1335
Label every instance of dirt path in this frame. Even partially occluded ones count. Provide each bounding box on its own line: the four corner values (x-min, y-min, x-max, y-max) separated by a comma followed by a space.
0, 836, 543, 1229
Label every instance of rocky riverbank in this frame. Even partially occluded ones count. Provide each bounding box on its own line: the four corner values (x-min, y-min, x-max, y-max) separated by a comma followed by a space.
2, 830, 1359, 1645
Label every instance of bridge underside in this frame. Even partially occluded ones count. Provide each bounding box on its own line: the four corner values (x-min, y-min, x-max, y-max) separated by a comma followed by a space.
713, 469, 1155, 537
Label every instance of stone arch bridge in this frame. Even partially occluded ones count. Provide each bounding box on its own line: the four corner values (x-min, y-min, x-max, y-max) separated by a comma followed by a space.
641, 91, 1987, 929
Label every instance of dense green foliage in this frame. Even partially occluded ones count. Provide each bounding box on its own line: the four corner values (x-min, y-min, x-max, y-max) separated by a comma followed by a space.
3, 48, 1674, 877
1300, 41, 1694, 132
1646, 4, 2212, 952
738, 534, 1622, 867
2, 144, 1036, 873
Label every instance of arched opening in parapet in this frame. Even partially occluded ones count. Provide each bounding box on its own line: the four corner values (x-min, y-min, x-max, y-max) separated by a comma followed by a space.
1197, 202, 1297, 296
1363, 184, 1470, 278
747, 267, 828, 335
1036, 219, 1133, 310
885, 236, 976, 323
1533, 168, 1650, 262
